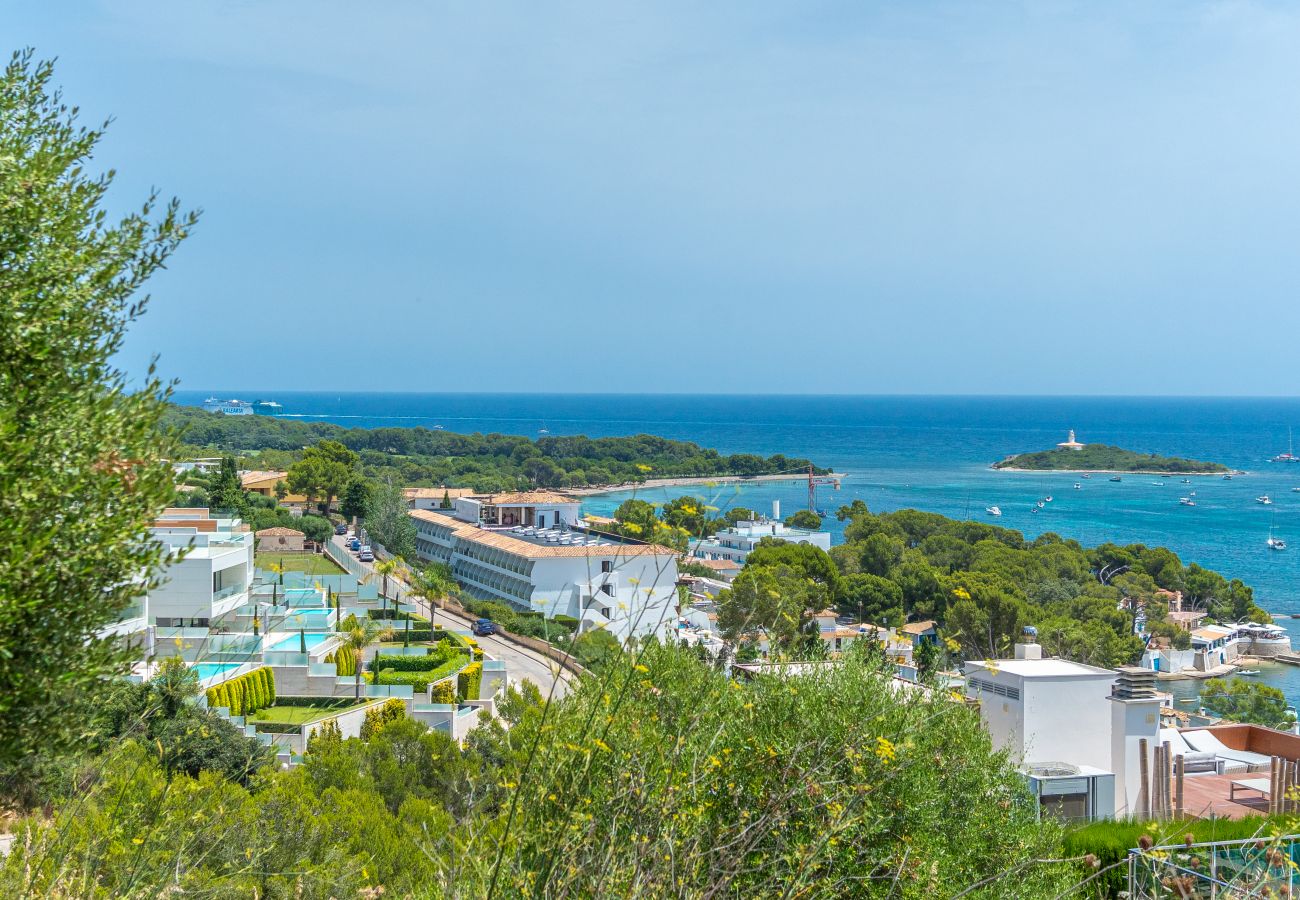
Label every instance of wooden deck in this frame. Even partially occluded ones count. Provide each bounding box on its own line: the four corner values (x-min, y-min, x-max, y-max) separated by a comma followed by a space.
1177, 772, 1271, 819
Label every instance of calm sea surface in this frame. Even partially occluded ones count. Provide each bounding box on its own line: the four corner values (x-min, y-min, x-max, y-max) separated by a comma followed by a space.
178, 391, 1300, 704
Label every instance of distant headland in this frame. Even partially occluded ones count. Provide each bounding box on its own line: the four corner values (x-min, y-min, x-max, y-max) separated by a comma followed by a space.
993, 430, 1234, 475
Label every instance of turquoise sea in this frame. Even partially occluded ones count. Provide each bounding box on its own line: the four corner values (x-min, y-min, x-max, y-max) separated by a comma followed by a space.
178, 392, 1300, 703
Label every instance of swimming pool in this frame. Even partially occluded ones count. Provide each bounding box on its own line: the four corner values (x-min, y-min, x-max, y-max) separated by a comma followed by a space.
192, 663, 241, 680
271, 632, 333, 652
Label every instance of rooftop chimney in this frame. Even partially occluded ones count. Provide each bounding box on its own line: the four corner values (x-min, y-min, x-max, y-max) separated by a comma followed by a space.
1014, 624, 1042, 660
772, 499, 781, 522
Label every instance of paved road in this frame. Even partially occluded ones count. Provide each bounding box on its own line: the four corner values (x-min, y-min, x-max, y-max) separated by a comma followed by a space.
329, 533, 572, 699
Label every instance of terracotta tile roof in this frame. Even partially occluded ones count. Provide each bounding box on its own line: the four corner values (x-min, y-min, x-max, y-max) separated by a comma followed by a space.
240, 470, 287, 487
482, 491, 579, 505
901, 620, 937, 635
256, 526, 304, 537
409, 509, 676, 560
688, 558, 742, 572
403, 486, 476, 500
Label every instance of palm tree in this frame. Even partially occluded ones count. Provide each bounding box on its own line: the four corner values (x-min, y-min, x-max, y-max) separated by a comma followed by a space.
409, 565, 455, 626
343, 624, 374, 699
375, 557, 403, 607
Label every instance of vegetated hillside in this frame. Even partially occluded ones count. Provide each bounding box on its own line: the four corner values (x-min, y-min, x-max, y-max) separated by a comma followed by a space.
993, 443, 1229, 473
717, 500, 1267, 668
164, 404, 827, 491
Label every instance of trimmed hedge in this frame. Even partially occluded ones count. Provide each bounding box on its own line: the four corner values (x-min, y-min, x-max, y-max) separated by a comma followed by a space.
375, 652, 471, 693
204, 666, 275, 718
431, 681, 456, 704
457, 661, 483, 702
375, 670, 439, 692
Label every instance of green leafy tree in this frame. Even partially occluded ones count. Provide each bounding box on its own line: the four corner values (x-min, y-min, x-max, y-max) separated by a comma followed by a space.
835, 573, 904, 626
209, 455, 249, 516
717, 564, 829, 655
1201, 678, 1297, 729
0, 51, 195, 776
340, 475, 371, 520
363, 479, 417, 559
784, 509, 823, 531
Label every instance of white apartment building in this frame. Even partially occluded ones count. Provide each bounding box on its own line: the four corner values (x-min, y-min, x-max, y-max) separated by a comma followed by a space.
410, 492, 679, 641
964, 637, 1163, 821
148, 508, 255, 628
690, 502, 831, 565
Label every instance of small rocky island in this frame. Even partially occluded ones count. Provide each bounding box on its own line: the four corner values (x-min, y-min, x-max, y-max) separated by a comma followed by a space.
994, 430, 1232, 474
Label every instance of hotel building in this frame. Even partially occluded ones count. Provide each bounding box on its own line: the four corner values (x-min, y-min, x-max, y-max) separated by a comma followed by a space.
410, 492, 680, 641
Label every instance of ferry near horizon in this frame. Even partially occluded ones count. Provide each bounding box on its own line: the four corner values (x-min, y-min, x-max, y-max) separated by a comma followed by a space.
202, 397, 282, 416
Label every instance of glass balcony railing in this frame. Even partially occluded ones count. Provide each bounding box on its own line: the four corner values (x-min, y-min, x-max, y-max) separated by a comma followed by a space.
212, 584, 246, 603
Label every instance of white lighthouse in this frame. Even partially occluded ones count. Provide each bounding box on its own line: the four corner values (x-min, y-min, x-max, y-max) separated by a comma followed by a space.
1057, 430, 1085, 450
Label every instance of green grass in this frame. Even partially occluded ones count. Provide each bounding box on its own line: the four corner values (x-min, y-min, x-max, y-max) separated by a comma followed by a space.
255, 553, 346, 577
247, 699, 365, 725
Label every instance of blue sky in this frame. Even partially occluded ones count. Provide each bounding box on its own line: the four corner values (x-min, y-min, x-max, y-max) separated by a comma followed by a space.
15, 1, 1300, 394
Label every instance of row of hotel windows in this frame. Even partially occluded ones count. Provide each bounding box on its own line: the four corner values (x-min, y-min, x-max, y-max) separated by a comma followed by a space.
451, 558, 535, 605
454, 540, 534, 577
415, 538, 452, 562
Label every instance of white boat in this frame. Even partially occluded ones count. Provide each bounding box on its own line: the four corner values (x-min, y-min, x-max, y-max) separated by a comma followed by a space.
1151, 481, 1164, 486
1044, 495, 1053, 502
1181, 478, 1191, 484
1074, 483, 1082, 490
1269, 516, 1287, 550
985, 506, 1002, 517
1272, 427, 1299, 463
1258, 495, 1273, 505
1036, 500, 1045, 508
1081, 473, 1091, 479
1179, 497, 1195, 506
1238, 669, 1262, 676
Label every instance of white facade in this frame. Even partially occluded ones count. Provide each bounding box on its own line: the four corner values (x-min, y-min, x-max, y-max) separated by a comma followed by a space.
148, 509, 255, 627
965, 650, 1116, 772
410, 504, 679, 642
965, 645, 1166, 819
691, 518, 832, 565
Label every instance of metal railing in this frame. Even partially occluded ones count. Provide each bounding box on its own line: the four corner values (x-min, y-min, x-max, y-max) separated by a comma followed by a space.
1130, 834, 1300, 897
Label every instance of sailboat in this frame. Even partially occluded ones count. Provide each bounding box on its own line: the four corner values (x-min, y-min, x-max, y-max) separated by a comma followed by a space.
1273, 427, 1299, 463
538, 422, 550, 435
1269, 514, 1288, 551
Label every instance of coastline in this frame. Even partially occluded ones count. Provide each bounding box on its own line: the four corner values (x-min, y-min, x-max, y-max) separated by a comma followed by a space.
567, 472, 837, 498
992, 466, 1244, 477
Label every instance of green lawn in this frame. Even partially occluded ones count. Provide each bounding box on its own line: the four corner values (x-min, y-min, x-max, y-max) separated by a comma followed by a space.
247, 699, 367, 725
255, 553, 346, 577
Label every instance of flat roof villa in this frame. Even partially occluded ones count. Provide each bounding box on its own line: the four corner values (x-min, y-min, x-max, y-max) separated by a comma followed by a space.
966, 631, 1300, 822
690, 503, 831, 566
410, 491, 680, 641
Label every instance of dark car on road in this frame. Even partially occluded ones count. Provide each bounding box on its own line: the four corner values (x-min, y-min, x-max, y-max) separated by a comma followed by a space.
349, 538, 361, 551
334, 523, 348, 535
472, 619, 496, 636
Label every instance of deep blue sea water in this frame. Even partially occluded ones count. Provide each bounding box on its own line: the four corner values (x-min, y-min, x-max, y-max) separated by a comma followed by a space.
177, 391, 1300, 703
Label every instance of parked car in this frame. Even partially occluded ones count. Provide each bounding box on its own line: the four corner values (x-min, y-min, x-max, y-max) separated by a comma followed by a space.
472, 618, 496, 636
358, 546, 374, 562
334, 523, 348, 535
349, 538, 361, 551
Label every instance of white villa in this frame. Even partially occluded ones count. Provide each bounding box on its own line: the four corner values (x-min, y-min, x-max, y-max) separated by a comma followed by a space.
410, 492, 680, 641
965, 636, 1162, 821
690, 502, 831, 565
